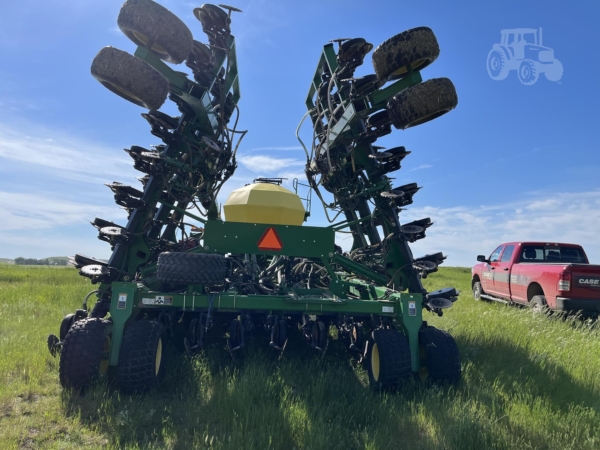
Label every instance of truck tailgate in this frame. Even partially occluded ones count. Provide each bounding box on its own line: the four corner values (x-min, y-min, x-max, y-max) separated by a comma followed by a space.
570, 264, 600, 298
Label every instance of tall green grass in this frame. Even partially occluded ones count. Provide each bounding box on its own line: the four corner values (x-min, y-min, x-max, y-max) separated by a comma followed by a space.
0, 265, 598, 449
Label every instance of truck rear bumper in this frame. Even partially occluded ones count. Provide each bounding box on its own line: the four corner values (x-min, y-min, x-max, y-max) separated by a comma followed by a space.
555, 297, 600, 315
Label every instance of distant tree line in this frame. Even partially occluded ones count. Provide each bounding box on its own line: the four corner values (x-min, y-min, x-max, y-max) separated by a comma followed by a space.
14, 257, 68, 266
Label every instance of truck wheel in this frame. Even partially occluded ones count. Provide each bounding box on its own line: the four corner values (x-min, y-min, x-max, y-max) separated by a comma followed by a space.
486, 49, 509, 80
91, 46, 169, 110
387, 78, 457, 130
418, 326, 461, 386
544, 60, 563, 82
530, 295, 547, 313
518, 60, 539, 85
157, 252, 227, 285
372, 27, 440, 82
59, 318, 112, 389
472, 281, 484, 301
117, 320, 166, 393
118, 0, 193, 64
366, 329, 412, 391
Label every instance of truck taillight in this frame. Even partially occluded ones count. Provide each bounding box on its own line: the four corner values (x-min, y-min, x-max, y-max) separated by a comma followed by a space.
558, 273, 571, 292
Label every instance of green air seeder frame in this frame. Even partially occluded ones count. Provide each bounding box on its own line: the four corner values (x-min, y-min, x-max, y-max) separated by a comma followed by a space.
108, 220, 424, 372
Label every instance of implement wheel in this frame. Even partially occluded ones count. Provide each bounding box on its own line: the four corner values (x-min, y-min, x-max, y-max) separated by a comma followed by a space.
366, 329, 411, 391
387, 78, 457, 130
59, 318, 111, 389
91, 46, 169, 110
418, 326, 461, 386
157, 252, 226, 285
118, 0, 193, 64
372, 27, 440, 82
117, 320, 166, 393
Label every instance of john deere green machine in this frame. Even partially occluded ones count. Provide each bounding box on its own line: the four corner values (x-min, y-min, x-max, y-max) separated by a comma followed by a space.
48, 0, 461, 393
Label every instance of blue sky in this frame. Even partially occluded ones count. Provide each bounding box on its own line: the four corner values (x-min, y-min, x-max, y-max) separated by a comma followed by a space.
0, 0, 599, 267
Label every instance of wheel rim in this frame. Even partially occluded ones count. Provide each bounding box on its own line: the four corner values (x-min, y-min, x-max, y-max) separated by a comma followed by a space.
99, 336, 111, 376
155, 338, 163, 376
131, 31, 169, 57
404, 109, 451, 129
390, 58, 430, 79
101, 81, 145, 108
371, 343, 380, 381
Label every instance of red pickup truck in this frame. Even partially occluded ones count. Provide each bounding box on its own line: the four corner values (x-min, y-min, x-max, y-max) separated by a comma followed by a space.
471, 242, 600, 315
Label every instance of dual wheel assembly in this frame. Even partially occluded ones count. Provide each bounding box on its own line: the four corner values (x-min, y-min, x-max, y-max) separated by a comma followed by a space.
366, 326, 461, 391
59, 318, 166, 393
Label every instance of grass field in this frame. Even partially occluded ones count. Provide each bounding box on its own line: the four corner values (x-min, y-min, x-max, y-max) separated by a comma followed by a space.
0, 265, 599, 449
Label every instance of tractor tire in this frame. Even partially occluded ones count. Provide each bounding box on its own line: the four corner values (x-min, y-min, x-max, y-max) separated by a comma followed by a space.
544, 60, 563, 82
530, 295, 547, 313
117, 320, 166, 393
366, 329, 412, 391
372, 27, 440, 82
518, 60, 539, 85
472, 281, 484, 301
486, 49, 509, 81
418, 326, 461, 386
91, 46, 169, 110
157, 252, 226, 285
118, 0, 193, 64
59, 318, 111, 389
387, 77, 458, 130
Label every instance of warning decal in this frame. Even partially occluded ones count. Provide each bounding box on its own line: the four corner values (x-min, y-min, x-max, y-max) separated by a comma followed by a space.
257, 227, 283, 251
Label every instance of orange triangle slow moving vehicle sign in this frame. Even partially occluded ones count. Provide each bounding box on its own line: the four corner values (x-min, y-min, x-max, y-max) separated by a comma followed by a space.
257, 227, 283, 251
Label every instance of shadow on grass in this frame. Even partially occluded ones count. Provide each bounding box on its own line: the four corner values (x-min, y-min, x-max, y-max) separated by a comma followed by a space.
59, 326, 599, 450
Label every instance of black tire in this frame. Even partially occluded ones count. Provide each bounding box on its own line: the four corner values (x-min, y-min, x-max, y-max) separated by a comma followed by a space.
91, 46, 169, 110
530, 295, 547, 313
59, 314, 75, 341
486, 49, 509, 81
157, 252, 226, 285
118, 0, 193, 64
117, 320, 166, 393
228, 319, 244, 349
313, 321, 328, 350
418, 326, 461, 386
472, 281, 483, 301
387, 77, 458, 130
271, 319, 287, 348
366, 329, 412, 391
372, 27, 440, 82
59, 318, 111, 389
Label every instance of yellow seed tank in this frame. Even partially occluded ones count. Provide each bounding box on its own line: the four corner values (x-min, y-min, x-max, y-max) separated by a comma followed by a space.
223, 182, 305, 226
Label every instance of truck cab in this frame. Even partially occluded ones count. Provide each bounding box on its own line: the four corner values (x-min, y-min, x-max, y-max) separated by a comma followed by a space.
472, 242, 600, 315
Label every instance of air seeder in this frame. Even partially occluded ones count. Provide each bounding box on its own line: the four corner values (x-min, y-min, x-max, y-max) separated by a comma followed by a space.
48, 0, 461, 393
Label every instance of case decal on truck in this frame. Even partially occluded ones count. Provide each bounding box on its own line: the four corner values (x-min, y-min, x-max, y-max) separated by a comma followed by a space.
576, 278, 600, 287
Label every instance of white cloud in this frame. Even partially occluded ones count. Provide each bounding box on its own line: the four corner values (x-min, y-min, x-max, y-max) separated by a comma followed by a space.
401, 191, 600, 267
0, 191, 123, 232
249, 146, 304, 152
410, 164, 433, 171
0, 122, 136, 184
238, 155, 304, 173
